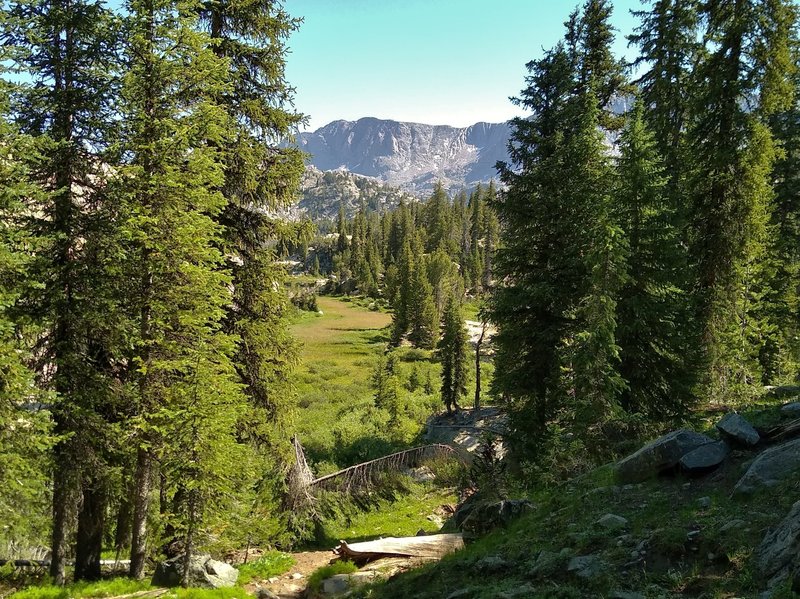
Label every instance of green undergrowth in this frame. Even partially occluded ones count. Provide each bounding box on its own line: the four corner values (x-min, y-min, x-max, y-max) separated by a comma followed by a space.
307, 560, 359, 593
358, 401, 799, 598
235, 551, 295, 584
308, 480, 458, 549
8, 578, 152, 599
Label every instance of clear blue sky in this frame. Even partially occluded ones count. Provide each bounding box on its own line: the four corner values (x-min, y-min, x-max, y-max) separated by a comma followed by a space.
283, 0, 642, 131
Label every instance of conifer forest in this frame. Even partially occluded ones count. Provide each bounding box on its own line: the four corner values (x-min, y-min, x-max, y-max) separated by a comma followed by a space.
1, 0, 800, 597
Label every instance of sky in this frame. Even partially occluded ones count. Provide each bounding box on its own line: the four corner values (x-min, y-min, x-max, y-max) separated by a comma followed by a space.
283, 0, 643, 131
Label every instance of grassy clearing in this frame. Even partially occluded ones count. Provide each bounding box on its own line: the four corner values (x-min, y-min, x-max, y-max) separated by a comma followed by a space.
235, 551, 295, 585
7, 578, 152, 599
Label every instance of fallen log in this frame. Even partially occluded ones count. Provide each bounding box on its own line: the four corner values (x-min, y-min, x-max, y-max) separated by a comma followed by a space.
335, 533, 464, 562
107, 590, 167, 599
763, 418, 800, 442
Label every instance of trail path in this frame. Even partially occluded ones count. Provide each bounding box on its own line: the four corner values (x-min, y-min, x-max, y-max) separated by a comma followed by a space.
243, 551, 335, 598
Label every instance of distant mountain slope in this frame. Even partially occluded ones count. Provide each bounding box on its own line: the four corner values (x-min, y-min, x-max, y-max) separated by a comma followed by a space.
297, 166, 420, 220
297, 117, 511, 194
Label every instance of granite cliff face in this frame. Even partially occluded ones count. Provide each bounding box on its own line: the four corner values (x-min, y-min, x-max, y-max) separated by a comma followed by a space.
297, 117, 511, 194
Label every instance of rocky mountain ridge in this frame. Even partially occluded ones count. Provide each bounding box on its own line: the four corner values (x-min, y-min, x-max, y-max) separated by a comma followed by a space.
296, 117, 511, 195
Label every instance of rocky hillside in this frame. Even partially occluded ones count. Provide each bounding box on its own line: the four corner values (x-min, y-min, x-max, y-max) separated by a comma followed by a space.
297, 118, 511, 195
297, 166, 420, 220
356, 397, 800, 598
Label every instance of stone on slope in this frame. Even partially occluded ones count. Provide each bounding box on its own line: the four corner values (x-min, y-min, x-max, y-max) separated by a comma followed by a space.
595, 514, 629, 531
679, 441, 730, 474
615, 429, 715, 483
716, 413, 760, 446
733, 438, 800, 496
781, 402, 800, 417
567, 555, 604, 581
754, 500, 800, 591
151, 555, 238, 589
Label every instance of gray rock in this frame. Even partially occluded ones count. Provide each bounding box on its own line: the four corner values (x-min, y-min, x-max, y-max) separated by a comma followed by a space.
596, 513, 629, 531
781, 402, 800, 417
717, 413, 760, 446
152, 555, 238, 589
255, 589, 279, 599
474, 555, 510, 573
754, 500, 800, 591
322, 573, 352, 595
529, 550, 570, 579
766, 385, 800, 398
616, 429, 715, 483
719, 519, 746, 534
445, 590, 473, 599
567, 554, 604, 580
498, 584, 536, 599
679, 441, 730, 473
697, 496, 712, 510
733, 438, 800, 496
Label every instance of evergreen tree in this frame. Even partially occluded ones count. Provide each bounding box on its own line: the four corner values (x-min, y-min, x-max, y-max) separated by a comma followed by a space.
114, 0, 246, 577
438, 296, 468, 414
614, 100, 693, 421
686, 0, 796, 400
2, 0, 120, 581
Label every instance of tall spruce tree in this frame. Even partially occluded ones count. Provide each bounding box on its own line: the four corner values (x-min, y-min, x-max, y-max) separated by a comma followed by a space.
686, 0, 796, 400
115, 0, 247, 577
2, 0, 119, 581
438, 295, 468, 414
615, 100, 693, 421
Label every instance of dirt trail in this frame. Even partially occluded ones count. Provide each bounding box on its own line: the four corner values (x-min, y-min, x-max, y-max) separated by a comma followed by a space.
243, 550, 335, 598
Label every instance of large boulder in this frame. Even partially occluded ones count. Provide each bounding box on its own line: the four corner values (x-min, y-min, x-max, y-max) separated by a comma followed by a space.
716, 413, 760, 446
679, 441, 730, 474
151, 555, 238, 589
754, 500, 800, 592
615, 429, 715, 483
733, 438, 800, 496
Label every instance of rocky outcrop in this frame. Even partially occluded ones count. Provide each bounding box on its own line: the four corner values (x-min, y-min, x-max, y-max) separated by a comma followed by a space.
754, 500, 800, 592
151, 555, 238, 589
615, 429, 715, 483
733, 438, 800, 496
460, 499, 533, 535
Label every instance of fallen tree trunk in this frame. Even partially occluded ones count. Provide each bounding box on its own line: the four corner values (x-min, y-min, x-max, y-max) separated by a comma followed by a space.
336, 533, 464, 562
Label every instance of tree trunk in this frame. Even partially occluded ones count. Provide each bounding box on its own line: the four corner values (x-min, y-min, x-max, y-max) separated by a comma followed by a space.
114, 485, 133, 556
129, 448, 152, 579
474, 322, 486, 411
181, 489, 198, 588
74, 482, 105, 581
49, 461, 70, 585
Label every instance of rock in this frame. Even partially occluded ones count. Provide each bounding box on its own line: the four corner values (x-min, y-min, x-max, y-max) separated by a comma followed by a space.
445, 590, 473, 599
416, 528, 427, 536
322, 573, 352, 595
733, 438, 800, 496
781, 402, 800, 417
460, 499, 533, 535
719, 519, 746, 534
567, 554, 604, 581
595, 514, 629, 531
755, 500, 800, 591
151, 555, 238, 589
255, 588, 279, 599
679, 441, 730, 474
615, 429, 715, 483
474, 555, 510, 573
406, 465, 436, 483
766, 385, 800, 398
697, 496, 712, 510
497, 584, 536, 598
717, 413, 760, 446
290, 572, 303, 580
529, 549, 571, 579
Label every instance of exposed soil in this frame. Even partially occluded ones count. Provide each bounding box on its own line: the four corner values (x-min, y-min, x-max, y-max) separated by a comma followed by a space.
243, 550, 336, 598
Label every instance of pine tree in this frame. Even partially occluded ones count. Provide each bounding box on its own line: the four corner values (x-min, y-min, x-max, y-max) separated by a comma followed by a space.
115, 0, 246, 578
0, 77, 54, 552
614, 100, 694, 421
686, 0, 796, 400
2, 0, 119, 581
438, 296, 468, 414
